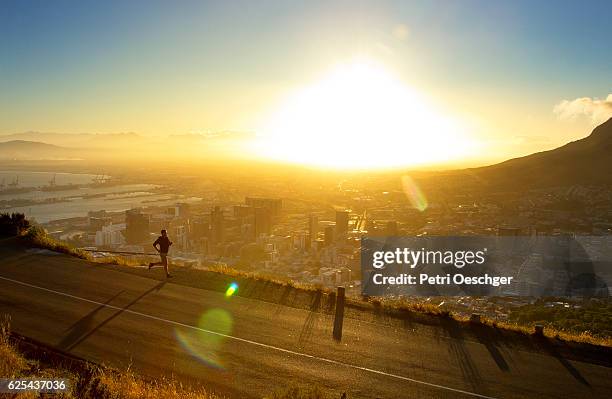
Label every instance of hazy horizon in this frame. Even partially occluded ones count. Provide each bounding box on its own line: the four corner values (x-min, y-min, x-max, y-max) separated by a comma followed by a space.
0, 118, 609, 171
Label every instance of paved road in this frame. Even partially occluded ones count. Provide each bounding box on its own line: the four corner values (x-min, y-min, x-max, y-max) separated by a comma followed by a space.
0, 246, 611, 399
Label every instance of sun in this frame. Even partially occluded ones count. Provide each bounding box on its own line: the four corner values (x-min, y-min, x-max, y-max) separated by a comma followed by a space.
255, 60, 474, 169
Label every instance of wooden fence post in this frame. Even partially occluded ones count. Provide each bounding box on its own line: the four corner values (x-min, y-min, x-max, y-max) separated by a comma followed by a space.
333, 286, 345, 341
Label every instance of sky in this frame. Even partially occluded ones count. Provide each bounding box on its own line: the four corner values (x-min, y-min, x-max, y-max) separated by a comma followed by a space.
1, 0, 611, 167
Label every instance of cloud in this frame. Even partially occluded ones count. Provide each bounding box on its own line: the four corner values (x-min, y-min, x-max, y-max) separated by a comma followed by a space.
554, 94, 612, 124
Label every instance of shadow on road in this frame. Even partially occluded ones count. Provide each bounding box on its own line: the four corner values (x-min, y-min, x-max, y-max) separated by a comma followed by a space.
298, 290, 322, 346
536, 338, 591, 386
469, 325, 511, 372
274, 285, 295, 315
57, 281, 166, 351
440, 319, 488, 394
58, 290, 125, 349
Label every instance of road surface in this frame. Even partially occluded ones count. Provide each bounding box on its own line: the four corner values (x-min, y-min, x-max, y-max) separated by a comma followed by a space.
0, 244, 611, 398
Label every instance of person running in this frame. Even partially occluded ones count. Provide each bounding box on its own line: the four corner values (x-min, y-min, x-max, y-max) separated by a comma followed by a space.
149, 229, 173, 278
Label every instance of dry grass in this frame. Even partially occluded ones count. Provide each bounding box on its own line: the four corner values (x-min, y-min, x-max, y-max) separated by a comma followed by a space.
0, 315, 28, 378
96, 255, 153, 267
205, 263, 325, 292
0, 316, 75, 399
0, 316, 221, 399
479, 318, 612, 347
265, 385, 336, 399
19, 226, 91, 260
91, 369, 220, 399
365, 297, 452, 317
355, 296, 612, 347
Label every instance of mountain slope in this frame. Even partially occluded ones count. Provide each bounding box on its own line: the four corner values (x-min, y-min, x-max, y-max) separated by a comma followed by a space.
466, 118, 612, 188
0, 140, 78, 160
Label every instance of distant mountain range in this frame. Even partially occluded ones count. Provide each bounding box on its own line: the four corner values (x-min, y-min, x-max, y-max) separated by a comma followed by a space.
0, 140, 79, 160
0, 132, 146, 149
0, 131, 254, 148
465, 117, 612, 188
0, 130, 257, 161
1, 120, 611, 189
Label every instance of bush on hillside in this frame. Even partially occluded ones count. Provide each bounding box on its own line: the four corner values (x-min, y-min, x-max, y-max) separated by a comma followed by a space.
20, 225, 90, 259
0, 212, 30, 237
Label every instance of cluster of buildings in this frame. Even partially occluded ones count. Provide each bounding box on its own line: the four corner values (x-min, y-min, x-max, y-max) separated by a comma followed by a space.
81, 198, 360, 288
46, 177, 611, 296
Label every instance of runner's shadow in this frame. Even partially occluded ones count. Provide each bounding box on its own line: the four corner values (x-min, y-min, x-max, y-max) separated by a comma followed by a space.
58, 290, 124, 348
57, 281, 166, 351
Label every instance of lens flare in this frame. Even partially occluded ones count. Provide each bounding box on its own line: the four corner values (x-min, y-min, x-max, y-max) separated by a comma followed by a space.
225, 282, 238, 297
401, 175, 428, 211
175, 308, 233, 369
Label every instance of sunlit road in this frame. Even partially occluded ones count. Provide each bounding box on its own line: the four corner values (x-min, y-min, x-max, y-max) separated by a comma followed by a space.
1, 246, 611, 398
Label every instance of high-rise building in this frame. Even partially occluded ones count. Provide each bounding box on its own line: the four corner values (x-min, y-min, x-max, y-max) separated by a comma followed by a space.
254, 207, 272, 237
89, 216, 112, 231
385, 221, 398, 236
308, 215, 318, 240
324, 225, 335, 246
335, 210, 349, 238
245, 197, 282, 216
210, 206, 225, 243
173, 225, 188, 250
190, 216, 209, 240
95, 223, 126, 247
199, 237, 210, 255
234, 205, 252, 218
175, 202, 191, 218
125, 209, 150, 244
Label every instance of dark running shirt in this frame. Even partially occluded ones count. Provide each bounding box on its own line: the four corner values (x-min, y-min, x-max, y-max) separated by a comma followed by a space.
154, 236, 172, 253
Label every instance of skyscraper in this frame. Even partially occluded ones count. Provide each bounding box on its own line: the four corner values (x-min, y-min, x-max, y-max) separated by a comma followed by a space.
335, 210, 349, 238
125, 209, 150, 244
190, 216, 209, 240
210, 206, 224, 244
324, 225, 335, 246
175, 202, 191, 218
385, 221, 398, 236
245, 197, 282, 216
308, 214, 318, 240
254, 207, 272, 237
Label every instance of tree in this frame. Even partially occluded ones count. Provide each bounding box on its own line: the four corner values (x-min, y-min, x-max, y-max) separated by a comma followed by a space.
0, 213, 31, 237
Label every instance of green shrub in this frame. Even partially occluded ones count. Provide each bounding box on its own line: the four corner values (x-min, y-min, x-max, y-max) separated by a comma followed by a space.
0, 212, 30, 237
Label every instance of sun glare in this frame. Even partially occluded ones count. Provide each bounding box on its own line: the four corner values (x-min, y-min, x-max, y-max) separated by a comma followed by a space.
256, 60, 475, 169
